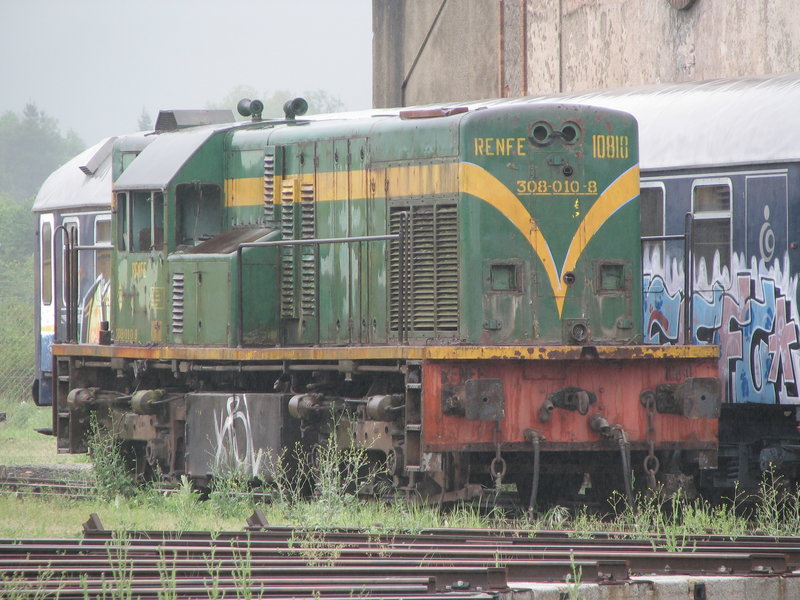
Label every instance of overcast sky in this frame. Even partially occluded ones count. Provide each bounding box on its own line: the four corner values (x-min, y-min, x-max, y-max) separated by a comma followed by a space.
0, 0, 373, 146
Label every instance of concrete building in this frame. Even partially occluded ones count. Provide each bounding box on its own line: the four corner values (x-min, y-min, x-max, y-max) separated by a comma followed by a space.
372, 0, 800, 107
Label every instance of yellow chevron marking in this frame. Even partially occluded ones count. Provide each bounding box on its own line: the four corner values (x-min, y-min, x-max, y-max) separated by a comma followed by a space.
459, 161, 560, 306
460, 163, 639, 316
560, 166, 640, 303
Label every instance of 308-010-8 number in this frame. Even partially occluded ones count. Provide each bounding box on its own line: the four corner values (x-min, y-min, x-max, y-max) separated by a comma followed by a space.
516, 179, 598, 195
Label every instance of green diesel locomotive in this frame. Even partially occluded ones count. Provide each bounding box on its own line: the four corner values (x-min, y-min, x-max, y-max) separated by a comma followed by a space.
52, 99, 719, 505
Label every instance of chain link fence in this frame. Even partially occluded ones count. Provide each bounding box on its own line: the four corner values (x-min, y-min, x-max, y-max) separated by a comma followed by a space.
0, 276, 35, 403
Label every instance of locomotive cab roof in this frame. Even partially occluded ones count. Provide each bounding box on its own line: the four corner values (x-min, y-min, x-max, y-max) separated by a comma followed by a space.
114, 125, 225, 191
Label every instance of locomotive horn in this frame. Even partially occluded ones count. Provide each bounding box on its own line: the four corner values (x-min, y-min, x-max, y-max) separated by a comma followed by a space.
283, 97, 308, 120
237, 98, 264, 121
237, 98, 253, 117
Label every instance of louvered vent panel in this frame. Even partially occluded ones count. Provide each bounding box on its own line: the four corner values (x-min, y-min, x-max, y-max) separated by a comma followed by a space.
433, 204, 459, 330
390, 203, 459, 334
171, 273, 185, 334
263, 152, 276, 220
280, 181, 297, 318
300, 182, 316, 316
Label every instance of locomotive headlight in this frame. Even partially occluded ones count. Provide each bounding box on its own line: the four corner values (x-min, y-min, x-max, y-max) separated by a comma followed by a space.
528, 121, 582, 146
559, 121, 581, 144
528, 121, 554, 146
571, 323, 588, 343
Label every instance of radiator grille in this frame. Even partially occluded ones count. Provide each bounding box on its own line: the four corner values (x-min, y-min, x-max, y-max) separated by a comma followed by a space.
300, 183, 316, 316
171, 273, 185, 334
263, 149, 276, 220
280, 181, 296, 318
390, 203, 459, 333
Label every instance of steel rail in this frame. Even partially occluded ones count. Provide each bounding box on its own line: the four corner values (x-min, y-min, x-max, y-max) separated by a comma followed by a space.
2, 515, 800, 598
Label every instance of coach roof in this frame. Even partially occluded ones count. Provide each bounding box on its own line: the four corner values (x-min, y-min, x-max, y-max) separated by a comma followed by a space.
521, 73, 800, 171
32, 137, 115, 213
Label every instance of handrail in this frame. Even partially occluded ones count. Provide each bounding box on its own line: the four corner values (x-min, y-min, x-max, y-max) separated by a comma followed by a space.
683, 212, 694, 345
53, 225, 79, 343
54, 233, 113, 344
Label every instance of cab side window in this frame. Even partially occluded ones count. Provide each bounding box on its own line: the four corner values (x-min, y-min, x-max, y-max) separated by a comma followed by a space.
176, 183, 221, 246
117, 191, 164, 252
95, 217, 111, 279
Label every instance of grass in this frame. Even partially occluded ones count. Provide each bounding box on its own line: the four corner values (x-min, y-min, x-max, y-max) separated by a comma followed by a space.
0, 396, 87, 466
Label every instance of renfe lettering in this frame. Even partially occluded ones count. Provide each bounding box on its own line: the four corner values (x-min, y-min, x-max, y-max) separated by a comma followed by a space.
474, 137, 528, 156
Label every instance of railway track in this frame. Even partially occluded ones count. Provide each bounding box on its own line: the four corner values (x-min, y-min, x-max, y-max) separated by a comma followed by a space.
0, 465, 95, 499
0, 474, 94, 499
0, 469, 523, 510
0, 511, 798, 599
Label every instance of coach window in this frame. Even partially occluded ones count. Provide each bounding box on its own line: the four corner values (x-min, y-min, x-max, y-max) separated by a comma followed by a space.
640, 184, 665, 261
94, 216, 111, 280
692, 180, 732, 276
176, 183, 221, 246
41, 221, 52, 305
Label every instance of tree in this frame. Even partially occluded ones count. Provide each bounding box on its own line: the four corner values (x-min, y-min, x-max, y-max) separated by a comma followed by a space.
137, 107, 152, 131
206, 85, 263, 119
302, 89, 346, 114
0, 193, 33, 262
0, 102, 85, 204
0, 105, 83, 401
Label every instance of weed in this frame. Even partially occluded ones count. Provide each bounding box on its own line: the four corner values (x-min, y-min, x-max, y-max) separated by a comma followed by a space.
561, 552, 584, 600
286, 528, 343, 566
536, 505, 571, 531
157, 547, 179, 600
203, 538, 225, 600
754, 467, 800, 536
208, 468, 255, 518
86, 414, 139, 500
231, 537, 265, 600
105, 531, 134, 600
164, 475, 201, 531
0, 568, 61, 600
564, 505, 607, 538
265, 415, 390, 528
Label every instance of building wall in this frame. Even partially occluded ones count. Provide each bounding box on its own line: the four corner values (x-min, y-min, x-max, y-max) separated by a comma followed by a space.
373, 0, 800, 106
373, 0, 501, 107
